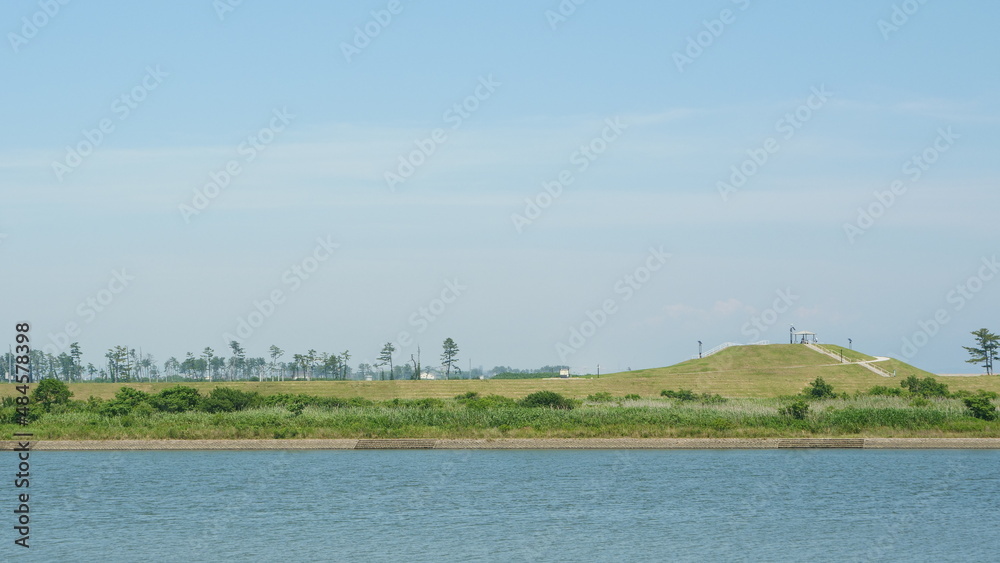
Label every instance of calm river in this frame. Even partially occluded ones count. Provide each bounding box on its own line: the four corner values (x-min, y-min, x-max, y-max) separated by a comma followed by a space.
7, 449, 1000, 561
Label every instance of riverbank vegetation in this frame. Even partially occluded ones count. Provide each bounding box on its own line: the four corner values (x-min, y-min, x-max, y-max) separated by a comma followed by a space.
3, 378, 998, 440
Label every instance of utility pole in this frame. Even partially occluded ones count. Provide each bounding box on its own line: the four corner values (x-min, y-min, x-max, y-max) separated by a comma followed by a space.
698, 341, 702, 359
597, 364, 600, 378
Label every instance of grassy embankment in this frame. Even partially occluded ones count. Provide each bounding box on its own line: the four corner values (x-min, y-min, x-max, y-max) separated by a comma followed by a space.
2, 345, 997, 440
2, 345, 987, 401
6, 395, 999, 441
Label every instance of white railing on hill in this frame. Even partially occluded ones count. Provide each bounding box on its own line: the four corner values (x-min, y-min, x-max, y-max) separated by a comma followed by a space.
691, 340, 770, 360
861, 362, 894, 378
805, 342, 894, 377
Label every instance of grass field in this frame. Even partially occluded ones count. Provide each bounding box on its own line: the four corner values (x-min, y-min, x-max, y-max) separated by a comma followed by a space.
2, 344, 996, 401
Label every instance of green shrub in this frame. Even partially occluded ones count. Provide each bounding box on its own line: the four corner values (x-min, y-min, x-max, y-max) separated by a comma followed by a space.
0, 404, 43, 424
519, 391, 574, 409
699, 393, 727, 404
346, 397, 374, 408
455, 391, 479, 400
113, 387, 152, 407
462, 395, 517, 409
661, 389, 696, 401
257, 393, 370, 409
900, 375, 950, 398
32, 378, 73, 410
151, 386, 202, 413
963, 395, 998, 421
804, 377, 836, 399
382, 398, 445, 409
97, 387, 152, 417
909, 397, 931, 408
587, 392, 616, 402
866, 386, 904, 397
623, 394, 641, 401
85, 396, 104, 412
199, 387, 260, 413
409, 398, 445, 409
132, 402, 155, 418
99, 401, 132, 417
779, 400, 810, 420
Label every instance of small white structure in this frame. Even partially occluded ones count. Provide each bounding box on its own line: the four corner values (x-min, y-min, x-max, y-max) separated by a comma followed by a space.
559, 369, 570, 378
419, 372, 436, 380
793, 330, 818, 344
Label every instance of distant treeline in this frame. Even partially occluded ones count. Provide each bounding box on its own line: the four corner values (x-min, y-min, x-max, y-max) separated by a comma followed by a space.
0, 342, 568, 384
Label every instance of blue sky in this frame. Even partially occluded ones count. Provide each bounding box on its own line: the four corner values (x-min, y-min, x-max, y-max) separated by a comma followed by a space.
2, 0, 999, 374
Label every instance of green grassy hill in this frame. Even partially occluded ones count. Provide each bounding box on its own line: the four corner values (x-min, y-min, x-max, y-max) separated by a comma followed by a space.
609, 344, 965, 397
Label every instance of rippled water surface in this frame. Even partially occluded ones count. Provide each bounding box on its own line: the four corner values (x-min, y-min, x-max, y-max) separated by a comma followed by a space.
8, 449, 1000, 561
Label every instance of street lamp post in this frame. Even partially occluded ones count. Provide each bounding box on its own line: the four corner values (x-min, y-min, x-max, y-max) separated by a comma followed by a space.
790, 326, 795, 344
848, 338, 853, 350
698, 341, 702, 359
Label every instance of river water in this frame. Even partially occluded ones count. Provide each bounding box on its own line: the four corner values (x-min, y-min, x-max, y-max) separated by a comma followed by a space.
7, 449, 1000, 561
